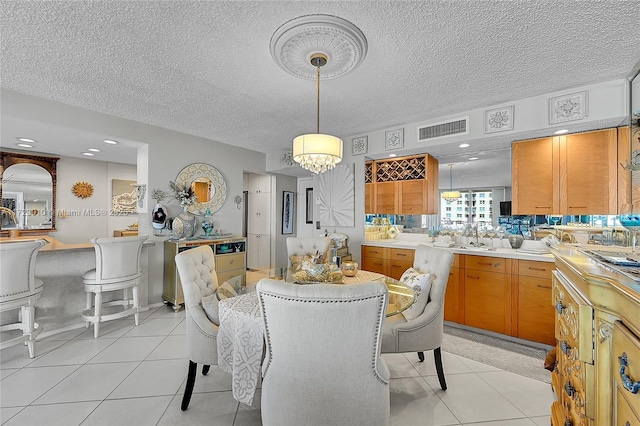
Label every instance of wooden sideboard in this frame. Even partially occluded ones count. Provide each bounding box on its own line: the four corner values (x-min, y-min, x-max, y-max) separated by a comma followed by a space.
551, 247, 640, 426
163, 237, 246, 312
114, 229, 138, 237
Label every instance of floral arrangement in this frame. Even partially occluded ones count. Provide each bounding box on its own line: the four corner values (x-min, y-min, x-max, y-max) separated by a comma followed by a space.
169, 181, 198, 207
150, 188, 168, 203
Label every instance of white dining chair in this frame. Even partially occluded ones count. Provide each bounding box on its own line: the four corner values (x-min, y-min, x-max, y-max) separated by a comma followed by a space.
0, 239, 47, 358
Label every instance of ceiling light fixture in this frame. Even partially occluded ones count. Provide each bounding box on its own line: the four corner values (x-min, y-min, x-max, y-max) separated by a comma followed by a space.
442, 164, 461, 203
103, 139, 118, 144
389, 154, 397, 158
82, 152, 94, 156
292, 53, 343, 174
16, 143, 33, 148
469, 157, 479, 161
459, 143, 470, 148
88, 148, 101, 152
17, 137, 36, 143
554, 129, 568, 135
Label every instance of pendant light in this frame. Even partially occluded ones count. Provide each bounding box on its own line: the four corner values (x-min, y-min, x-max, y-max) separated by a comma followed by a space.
292, 53, 343, 174
442, 164, 461, 203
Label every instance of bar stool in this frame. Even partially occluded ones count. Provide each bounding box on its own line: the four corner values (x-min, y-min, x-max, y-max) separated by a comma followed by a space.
82, 236, 147, 338
0, 239, 47, 358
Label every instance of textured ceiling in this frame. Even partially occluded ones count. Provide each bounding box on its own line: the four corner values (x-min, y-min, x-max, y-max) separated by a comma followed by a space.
1, 1, 639, 173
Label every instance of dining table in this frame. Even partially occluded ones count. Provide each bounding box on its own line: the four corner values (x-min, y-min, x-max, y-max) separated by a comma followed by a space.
216, 269, 415, 405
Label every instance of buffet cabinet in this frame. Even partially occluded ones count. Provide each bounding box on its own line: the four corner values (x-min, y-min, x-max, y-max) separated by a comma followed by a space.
361, 245, 556, 345
551, 248, 640, 426
163, 237, 246, 312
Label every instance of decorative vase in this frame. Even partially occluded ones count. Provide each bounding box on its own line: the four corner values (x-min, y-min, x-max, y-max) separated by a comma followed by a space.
508, 234, 524, 249
173, 207, 197, 239
341, 261, 359, 277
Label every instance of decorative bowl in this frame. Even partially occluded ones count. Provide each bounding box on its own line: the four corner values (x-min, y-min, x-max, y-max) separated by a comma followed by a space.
341, 261, 359, 277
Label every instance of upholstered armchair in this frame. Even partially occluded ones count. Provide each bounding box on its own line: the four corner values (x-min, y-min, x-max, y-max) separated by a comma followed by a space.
0, 239, 47, 358
174, 245, 219, 411
257, 279, 390, 426
285, 236, 332, 268
381, 244, 454, 390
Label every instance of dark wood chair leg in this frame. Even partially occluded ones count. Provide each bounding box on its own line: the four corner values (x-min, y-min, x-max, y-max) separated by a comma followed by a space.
181, 360, 198, 411
417, 351, 425, 362
434, 347, 447, 390
202, 365, 210, 375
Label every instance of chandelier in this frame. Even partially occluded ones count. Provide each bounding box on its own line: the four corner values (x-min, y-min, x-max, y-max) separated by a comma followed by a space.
292, 53, 343, 174
442, 164, 461, 203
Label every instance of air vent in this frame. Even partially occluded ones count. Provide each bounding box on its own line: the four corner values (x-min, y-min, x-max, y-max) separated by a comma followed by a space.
417, 117, 469, 142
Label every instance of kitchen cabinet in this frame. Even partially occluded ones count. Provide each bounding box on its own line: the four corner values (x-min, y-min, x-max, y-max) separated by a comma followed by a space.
247, 233, 270, 270
512, 128, 618, 215
246, 173, 273, 270
361, 245, 389, 275
247, 173, 272, 194
463, 256, 512, 335
443, 254, 462, 323
387, 248, 414, 280
365, 154, 439, 214
512, 260, 555, 345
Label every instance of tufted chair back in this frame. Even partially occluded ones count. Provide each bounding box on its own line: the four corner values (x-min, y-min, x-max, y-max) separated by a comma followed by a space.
285, 237, 332, 267
257, 278, 390, 426
175, 245, 218, 310
381, 244, 454, 390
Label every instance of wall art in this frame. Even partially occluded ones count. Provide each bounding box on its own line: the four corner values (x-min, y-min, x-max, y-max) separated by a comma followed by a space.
385, 128, 404, 150
484, 105, 514, 133
282, 191, 294, 234
111, 179, 137, 214
549, 90, 589, 124
352, 136, 368, 155
317, 164, 354, 227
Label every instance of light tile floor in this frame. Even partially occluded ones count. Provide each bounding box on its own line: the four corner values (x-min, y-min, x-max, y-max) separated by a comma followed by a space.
1, 304, 555, 426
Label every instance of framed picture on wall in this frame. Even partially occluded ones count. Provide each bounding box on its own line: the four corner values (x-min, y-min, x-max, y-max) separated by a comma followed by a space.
305, 188, 313, 224
282, 191, 294, 234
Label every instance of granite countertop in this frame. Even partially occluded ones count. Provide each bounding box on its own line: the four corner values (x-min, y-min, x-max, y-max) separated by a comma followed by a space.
362, 234, 556, 262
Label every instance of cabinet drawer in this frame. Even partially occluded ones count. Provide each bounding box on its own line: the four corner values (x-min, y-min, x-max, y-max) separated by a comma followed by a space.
362, 257, 387, 275
518, 259, 554, 279
362, 245, 388, 259
216, 253, 245, 272
616, 387, 640, 426
389, 248, 414, 262
613, 321, 640, 418
465, 255, 507, 273
553, 270, 593, 364
388, 259, 413, 280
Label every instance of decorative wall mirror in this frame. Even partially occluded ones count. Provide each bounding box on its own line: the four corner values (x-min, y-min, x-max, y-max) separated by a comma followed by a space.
175, 163, 227, 215
1, 151, 59, 234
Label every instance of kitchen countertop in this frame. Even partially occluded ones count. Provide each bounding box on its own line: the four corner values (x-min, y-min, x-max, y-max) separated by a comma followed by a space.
362, 234, 555, 262
0, 235, 153, 252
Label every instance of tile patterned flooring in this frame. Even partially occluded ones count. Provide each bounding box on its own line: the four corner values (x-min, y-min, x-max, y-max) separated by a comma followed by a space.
1, 297, 555, 425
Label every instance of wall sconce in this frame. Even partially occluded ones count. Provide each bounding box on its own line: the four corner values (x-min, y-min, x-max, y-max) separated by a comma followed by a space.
234, 195, 243, 210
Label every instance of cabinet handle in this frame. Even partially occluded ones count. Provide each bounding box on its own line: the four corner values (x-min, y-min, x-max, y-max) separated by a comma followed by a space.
555, 299, 566, 314
396, 253, 407, 257
535, 206, 551, 209
478, 262, 493, 266
564, 380, 575, 397
618, 353, 640, 394
537, 284, 551, 289
568, 206, 587, 209
466, 275, 480, 280
528, 267, 547, 271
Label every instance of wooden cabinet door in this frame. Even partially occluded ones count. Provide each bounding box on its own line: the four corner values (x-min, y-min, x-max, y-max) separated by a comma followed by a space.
444, 266, 460, 323
399, 180, 427, 214
464, 270, 511, 335
516, 275, 555, 345
365, 183, 375, 214
375, 182, 397, 214
512, 137, 557, 215
560, 128, 617, 214
247, 192, 270, 233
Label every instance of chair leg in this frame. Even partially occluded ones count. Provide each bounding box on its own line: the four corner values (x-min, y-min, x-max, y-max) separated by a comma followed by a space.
202, 365, 210, 375
417, 351, 424, 362
85, 292, 92, 328
182, 360, 198, 411
434, 347, 447, 390
132, 285, 139, 326
23, 305, 36, 358
93, 292, 102, 338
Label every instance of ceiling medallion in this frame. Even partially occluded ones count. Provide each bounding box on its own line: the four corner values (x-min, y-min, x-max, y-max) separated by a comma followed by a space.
72, 181, 94, 199
270, 14, 368, 80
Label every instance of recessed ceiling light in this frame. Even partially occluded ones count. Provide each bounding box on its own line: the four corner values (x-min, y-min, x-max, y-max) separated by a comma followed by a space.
469, 157, 479, 160
82, 152, 95, 156
389, 153, 397, 157
103, 139, 118, 144
459, 143, 470, 148
554, 129, 568, 135
87, 148, 101, 152
17, 137, 36, 143
16, 143, 33, 148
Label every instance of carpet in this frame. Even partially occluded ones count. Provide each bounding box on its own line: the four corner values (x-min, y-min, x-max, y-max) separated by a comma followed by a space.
442, 325, 552, 383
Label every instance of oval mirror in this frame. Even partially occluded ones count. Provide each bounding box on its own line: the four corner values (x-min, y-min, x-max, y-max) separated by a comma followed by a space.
176, 163, 227, 215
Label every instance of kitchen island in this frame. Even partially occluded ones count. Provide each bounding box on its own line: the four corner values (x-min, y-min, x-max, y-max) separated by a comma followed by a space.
0, 235, 155, 337
362, 233, 556, 346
